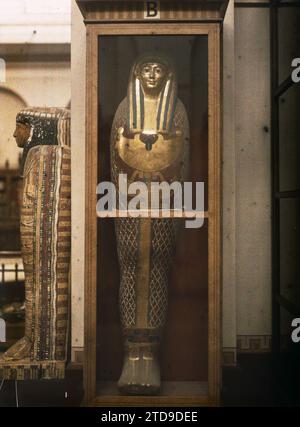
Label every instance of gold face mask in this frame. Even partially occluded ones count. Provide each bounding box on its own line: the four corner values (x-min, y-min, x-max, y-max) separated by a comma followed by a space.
138, 62, 168, 96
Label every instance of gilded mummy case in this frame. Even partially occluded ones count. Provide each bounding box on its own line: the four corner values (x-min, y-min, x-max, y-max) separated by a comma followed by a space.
0, 108, 71, 380
110, 55, 189, 394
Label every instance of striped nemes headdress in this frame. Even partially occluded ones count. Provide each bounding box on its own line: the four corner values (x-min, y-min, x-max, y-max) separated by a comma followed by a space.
128, 54, 177, 134
17, 107, 71, 175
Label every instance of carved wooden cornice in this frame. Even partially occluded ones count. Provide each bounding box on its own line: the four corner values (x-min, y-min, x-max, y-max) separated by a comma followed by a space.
76, 0, 229, 23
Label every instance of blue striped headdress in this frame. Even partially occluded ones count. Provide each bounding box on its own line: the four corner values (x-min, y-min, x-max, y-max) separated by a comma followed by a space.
128, 54, 177, 134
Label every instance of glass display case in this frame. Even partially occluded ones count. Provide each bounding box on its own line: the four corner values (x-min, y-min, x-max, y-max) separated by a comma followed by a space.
77, 0, 227, 406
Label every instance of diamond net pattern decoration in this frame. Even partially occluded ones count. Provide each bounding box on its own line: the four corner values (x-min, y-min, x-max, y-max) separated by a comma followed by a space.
115, 217, 139, 327
149, 218, 177, 328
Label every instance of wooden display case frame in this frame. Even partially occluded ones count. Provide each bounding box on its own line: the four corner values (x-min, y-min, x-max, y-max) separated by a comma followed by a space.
79, 1, 225, 407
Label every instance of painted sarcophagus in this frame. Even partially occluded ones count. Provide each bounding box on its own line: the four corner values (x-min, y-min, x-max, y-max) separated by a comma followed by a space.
0, 108, 71, 380
110, 54, 189, 395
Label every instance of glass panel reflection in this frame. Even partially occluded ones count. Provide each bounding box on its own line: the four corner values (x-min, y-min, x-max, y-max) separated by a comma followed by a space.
97, 35, 209, 394
280, 199, 300, 307
278, 7, 300, 83
279, 82, 300, 191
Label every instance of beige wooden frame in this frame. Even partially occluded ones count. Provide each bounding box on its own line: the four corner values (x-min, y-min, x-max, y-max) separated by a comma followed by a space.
84, 23, 221, 406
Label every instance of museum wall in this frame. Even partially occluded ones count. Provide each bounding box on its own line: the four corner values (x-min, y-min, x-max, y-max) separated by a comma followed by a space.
0, 0, 71, 44
235, 6, 272, 353
70, 0, 273, 364
0, 51, 71, 169
0, 0, 71, 169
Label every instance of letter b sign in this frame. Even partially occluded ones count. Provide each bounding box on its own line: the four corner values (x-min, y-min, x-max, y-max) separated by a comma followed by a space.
144, 1, 160, 19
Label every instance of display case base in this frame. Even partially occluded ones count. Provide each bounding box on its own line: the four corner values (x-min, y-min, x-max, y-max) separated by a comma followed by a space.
89, 381, 214, 407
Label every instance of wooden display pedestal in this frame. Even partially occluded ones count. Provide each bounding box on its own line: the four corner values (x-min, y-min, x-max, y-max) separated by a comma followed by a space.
92, 382, 209, 407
